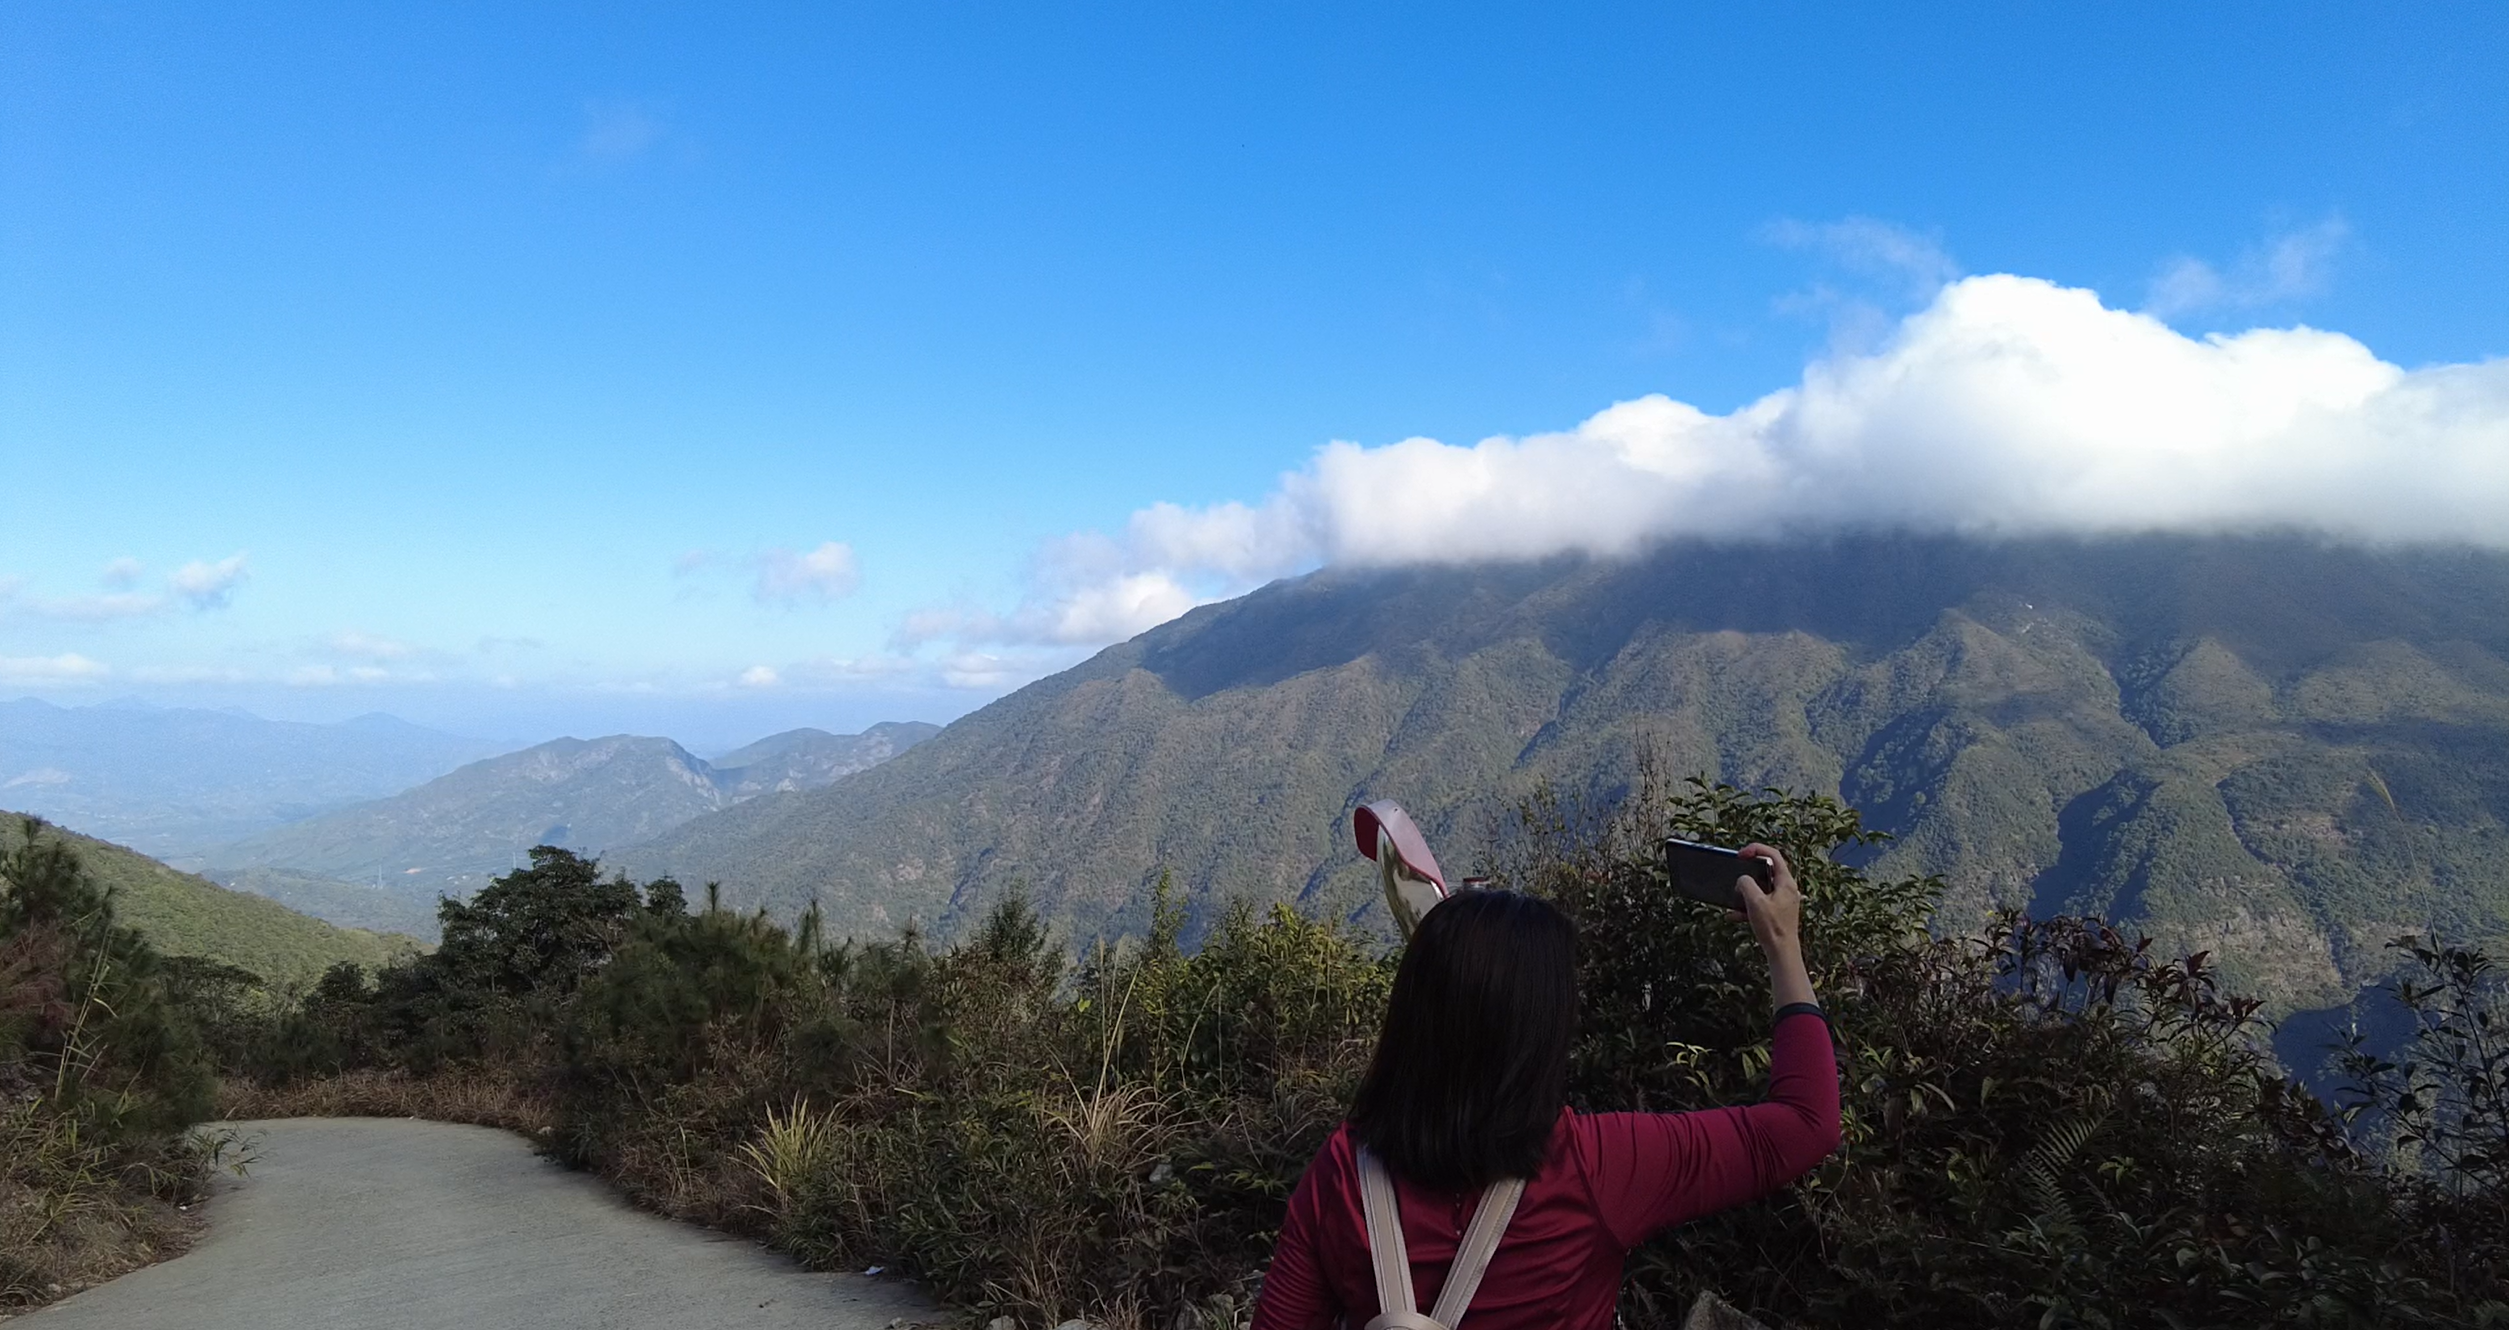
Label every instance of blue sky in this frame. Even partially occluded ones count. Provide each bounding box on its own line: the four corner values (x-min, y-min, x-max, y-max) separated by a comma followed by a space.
4, 3, 2506, 750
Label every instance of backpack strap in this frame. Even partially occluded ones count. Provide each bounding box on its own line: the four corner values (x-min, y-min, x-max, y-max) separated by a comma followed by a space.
1356, 1147, 1525, 1330
1428, 1173, 1524, 1327
1356, 1148, 1418, 1325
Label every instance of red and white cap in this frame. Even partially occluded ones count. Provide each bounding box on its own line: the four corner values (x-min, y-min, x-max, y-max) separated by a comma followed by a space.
1355, 800, 1449, 937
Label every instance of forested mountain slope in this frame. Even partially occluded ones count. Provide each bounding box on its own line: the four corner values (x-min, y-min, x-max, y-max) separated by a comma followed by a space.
614, 535, 2509, 1010
203, 722, 936, 906
0, 815, 421, 985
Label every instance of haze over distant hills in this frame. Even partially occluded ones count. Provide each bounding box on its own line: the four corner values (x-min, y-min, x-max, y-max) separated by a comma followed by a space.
614, 534, 2509, 1012
202, 722, 937, 912
0, 700, 506, 854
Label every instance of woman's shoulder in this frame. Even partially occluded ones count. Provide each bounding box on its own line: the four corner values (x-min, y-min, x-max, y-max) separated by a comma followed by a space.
1559, 1106, 1678, 1170
1305, 1121, 1359, 1180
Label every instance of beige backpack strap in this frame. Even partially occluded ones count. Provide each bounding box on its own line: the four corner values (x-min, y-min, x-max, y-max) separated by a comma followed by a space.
1357, 1147, 1426, 1328
1427, 1174, 1524, 1327
1356, 1147, 1524, 1330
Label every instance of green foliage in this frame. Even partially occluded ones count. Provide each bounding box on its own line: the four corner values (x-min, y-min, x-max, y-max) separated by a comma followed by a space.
1498, 774, 2503, 1326
0, 819, 236, 1308
225, 847, 659, 1078
2331, 936, 2509, 1290
228, 788, 2509, 1328
0, 815, 419, 988
0, 819, 214, 1134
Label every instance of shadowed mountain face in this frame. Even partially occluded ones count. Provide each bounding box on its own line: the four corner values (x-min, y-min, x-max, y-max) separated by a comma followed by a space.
0, 702, 502, 855
203, 722, 937, 908
611, 535, 2509, 1010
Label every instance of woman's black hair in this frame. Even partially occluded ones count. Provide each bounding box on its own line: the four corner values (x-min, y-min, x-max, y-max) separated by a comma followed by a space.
1348, 889, 1578, 1191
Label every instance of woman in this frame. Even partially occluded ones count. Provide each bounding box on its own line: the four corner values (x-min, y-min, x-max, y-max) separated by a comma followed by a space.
1252, 845, 1839, 1329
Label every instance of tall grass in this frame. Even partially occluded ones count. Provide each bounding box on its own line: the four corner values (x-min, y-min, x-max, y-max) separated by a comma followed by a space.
0, 820, 240, 1310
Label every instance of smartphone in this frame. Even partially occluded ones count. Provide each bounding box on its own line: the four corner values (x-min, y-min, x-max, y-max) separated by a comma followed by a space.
1662, 838, 1774, 910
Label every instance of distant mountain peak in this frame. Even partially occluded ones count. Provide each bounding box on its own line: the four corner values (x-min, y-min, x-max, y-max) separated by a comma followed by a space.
200, 721, 938, 910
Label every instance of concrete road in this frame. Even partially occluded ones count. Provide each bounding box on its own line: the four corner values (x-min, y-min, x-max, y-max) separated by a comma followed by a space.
29, 1118, 941, 1330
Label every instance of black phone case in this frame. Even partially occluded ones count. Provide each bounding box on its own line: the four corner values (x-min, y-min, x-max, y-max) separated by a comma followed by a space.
1663, 839, 1772, 910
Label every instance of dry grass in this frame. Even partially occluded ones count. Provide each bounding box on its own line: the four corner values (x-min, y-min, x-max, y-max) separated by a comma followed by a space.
215, 1065, 555, 1135
0, 1182, 189, 1313
0, 1102, 238, 1312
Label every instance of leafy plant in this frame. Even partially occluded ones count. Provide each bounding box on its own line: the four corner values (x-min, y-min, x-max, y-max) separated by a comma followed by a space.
218, 796, 2509, 1328
0, 820, 230, 1309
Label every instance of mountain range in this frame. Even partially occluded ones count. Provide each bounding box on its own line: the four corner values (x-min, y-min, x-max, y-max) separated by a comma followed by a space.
200, 722, 938, 911
612, 534, 2509, 1012
0, 700, 502, 854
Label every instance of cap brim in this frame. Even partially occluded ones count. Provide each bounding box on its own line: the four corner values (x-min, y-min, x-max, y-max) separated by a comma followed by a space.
1353, 800, 1445, 890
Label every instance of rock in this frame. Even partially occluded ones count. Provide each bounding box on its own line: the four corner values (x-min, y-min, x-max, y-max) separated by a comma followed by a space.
1682, 1290, 1771, 1330
988, 1319, 1016, 1330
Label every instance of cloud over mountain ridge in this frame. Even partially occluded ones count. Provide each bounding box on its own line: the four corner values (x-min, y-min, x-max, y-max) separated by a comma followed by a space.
959, 274, 2509, 649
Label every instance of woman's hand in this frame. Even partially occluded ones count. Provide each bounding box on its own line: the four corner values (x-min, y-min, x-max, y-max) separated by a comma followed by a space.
1730, 843, 1817, 1012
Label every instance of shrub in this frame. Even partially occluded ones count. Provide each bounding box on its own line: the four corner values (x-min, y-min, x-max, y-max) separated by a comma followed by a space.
220, 795, 2509, 1328
1505, 773, 2503, 1326
0, 819, 236, 1308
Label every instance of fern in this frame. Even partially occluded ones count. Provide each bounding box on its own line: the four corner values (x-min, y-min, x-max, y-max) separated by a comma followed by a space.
2016, 1110, 2107, 1237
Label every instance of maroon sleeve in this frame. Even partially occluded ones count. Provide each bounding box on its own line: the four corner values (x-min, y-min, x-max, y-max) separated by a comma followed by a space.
1577, 1011, 1842, 1247
1250, 1138, 1344, 1330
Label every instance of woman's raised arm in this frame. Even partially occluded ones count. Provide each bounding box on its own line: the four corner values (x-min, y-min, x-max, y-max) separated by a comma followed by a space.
1576, 843, 1840, 1244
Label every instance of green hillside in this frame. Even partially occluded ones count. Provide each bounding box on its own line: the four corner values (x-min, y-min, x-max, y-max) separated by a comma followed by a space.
613, 535, 2509, 1012
200, 723, 937, 910
2, 814, 424, 986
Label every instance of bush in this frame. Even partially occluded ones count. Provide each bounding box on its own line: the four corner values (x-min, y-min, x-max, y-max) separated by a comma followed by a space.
1503, 772, 2504, 1327
0, 819, 238, 1308
220, 791, 2509, 1328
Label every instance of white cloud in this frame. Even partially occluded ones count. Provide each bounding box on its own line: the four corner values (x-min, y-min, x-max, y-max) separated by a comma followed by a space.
721, 649, 1040, 695
897, 569, 1198, 650
0, 654, 109, 685
0, 553, 247, 621
285, 663, 391, 688
916, 273, 2509, 655
126, 665, 254, 685
772, 654, 928, 686
170, 553, 249, 609
330, 630, 421, 661
1765, 215, 1962, 301
2145, 217, 2349, 319
939, 652, 1029, 690
753, 542, 861, 604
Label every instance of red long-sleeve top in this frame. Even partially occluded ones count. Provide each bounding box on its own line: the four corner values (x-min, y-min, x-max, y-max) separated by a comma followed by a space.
1251, 1011, 1840, 1330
